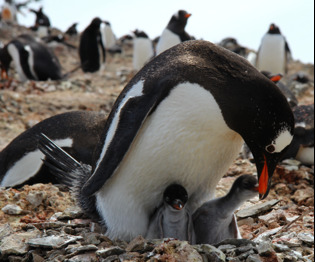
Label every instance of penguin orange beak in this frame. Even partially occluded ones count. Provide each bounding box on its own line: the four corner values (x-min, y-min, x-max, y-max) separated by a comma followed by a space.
270, 74, 283, 83
258, 155, 269, 196
185, 13, 192, 18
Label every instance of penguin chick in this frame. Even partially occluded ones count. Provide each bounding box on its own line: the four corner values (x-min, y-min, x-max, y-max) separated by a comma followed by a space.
146, 183, 195, 243
193, 175, 258, 245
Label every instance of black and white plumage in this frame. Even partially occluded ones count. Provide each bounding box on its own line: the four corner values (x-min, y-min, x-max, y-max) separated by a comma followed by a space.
282, 104, 314, 165
40, 40, 294, 241
193, 175, 258, 245
79, 17, 105, 73
256, 23, 291, 75
156, 10, 192, 55
0, 111, 106, 187
65, 22, 78, 36
146, 183, 195, 243
218, 37, 247, 58
29, 7, 51, 37
0, 34, 63, 81
132, 29, 154, 71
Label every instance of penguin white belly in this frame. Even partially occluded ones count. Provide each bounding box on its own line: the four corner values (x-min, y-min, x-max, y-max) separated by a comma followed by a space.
156, 28, 181, 55
96, 82, 243, 241
133, 38, 154, 71
7, 43, 28, 82
256, 35, 286, 75
296, 146, 314, 165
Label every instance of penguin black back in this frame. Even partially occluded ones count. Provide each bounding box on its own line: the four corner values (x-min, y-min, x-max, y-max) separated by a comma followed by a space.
79, 17, 105, 73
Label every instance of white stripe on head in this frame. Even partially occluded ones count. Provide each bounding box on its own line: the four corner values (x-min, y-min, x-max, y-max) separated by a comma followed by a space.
0, 138, 73, 187
95, 80, 144, 171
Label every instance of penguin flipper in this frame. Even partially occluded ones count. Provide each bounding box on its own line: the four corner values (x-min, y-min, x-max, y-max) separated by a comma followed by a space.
37, 133, 90, 186
81, 78, 172, 196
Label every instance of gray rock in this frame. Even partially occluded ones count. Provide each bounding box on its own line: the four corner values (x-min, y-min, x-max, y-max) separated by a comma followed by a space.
236, 199, 279, 218
26, 192, 45, 207
272, 243, 290, 252
297, 232, 314, 245
253, 226, 283, 242
96, 246, 125, 258
257, 241, 274, 256
246, 254, 263, 262
1, 204, 23, 215
64, 252, 98, 262
194, 244, 226, 262
28, 235, 83, 248
0, 229, 40, 256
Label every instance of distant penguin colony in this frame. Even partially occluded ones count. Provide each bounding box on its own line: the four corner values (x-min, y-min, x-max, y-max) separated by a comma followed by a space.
0, 34, 63, 81
256, 23, 291, 75
0, 111, 107, 187
38, 40, 294, 241
193, 175, 258, 245
156, 10, 192, 55
79, 17, 106, 73
132, 29, 154, 71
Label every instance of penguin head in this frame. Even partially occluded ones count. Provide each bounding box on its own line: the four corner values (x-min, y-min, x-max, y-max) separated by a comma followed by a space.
163, 183, 188, 210
169, 10, 191, 29
229, 175, 259, 202
132, 29, 149, 39
268, 23, 281, 34
89, 17, 103, 30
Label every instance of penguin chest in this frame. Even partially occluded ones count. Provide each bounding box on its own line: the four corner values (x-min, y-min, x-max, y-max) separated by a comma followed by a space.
156, 28, 181, 55
96, 82, 243, 240
133, 38, 154, 70
257, 34, 286, 74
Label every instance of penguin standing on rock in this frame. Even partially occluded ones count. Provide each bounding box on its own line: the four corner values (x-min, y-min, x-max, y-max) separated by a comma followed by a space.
193, 175, 258, 245
0, 34, 62, 81
156, 10, 192, 55
79, 17, 105, 73
0, 111, 107, 188
38, 40, 294, 242
132, 29, 154, 71
256, 23, 291, 75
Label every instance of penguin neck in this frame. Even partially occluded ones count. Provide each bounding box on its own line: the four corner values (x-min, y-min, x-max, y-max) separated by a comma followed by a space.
164, 205, 187, 223
217, 190, 244, 218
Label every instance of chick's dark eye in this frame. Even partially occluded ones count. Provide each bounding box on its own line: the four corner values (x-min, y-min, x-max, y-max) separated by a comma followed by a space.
266, 144, 275, 153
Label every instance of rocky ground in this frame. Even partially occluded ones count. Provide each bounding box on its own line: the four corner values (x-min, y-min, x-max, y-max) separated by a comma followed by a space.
0, 25, 314, 261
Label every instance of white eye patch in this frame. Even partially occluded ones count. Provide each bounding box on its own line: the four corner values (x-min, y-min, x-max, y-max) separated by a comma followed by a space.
266, 129, 293, 153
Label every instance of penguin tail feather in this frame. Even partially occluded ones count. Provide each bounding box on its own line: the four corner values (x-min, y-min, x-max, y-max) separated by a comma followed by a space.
37, 133, 89, 186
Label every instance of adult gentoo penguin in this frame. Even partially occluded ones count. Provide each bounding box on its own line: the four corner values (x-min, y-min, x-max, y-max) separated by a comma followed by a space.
79, 17, 105, 73
146, 183, 195, 243
39, 40, 294, 241
256, 23, 291, 75
0, 34, 62, 81
193, 175, 258, 244
29, 7, 51, 37
155, 10, 192, 55
0, 111, 106, 187
132, 29, 154, 71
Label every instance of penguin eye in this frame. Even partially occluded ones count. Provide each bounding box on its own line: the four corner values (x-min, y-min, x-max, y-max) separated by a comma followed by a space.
266, 144, 275, 153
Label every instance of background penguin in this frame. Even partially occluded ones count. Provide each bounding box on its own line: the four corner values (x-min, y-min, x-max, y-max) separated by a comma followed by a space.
281, 104, 314, 165
0, 34, 63, 81
132, 29, 154, 71
101, 21, 117, 51
65, 22, 78, 36
38, 40, 294, 242
79, 17, 105, 73
29, 7, 51, 37
218, 37, 247, 58
193, 175, 258, 245
1, 0, 17, 24
146, 183, 195, 243
0, 111, 107, 188
155, 10, 192, 55
256, 23, 291, 75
